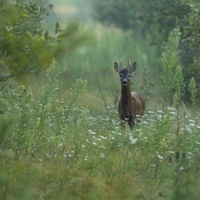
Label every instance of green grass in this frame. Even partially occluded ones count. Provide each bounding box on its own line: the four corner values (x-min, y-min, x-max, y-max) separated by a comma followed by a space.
1, 64, 200, 199
1, 3, 200, 199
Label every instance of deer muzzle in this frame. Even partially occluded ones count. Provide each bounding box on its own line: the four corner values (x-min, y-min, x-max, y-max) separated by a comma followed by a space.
122, 79, 128, 86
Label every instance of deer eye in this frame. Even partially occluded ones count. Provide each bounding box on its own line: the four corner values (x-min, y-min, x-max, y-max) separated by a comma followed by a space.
128, 74, 131, 78
120, 74, 123, 78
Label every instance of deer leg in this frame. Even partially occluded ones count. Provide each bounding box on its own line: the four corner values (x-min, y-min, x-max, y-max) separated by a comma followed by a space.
128, 118, 135, 130
136, 115, 142, 123
121, 120, 126, 130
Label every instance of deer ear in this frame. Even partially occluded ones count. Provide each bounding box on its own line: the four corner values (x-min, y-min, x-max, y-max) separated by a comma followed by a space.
129, 62, 137, 74
114, 62, 121, 72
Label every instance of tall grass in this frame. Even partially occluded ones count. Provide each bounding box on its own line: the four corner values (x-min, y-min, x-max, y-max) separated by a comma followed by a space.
1, 63, 200, 199
1, 24, 200, 199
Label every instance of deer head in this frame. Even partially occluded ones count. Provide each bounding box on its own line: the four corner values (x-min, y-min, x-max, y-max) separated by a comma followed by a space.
114, 61, 137, 86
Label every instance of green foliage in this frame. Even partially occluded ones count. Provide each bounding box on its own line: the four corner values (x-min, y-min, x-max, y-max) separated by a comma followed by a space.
0, 1, 200, 198
172, 66, 185, 109
91, 0, 190, 40
180, 1, 200, 90
188, 77, 198, 110
0, 50, 200, 200
0, 1, 89, 82
0, 1, 50, 80
63, 26, 156, 103
1, 76, 200, 198
92, 0, 140, 30
91, 0, 200, 102
172, 66, 185, 136
161, 28, 182, 104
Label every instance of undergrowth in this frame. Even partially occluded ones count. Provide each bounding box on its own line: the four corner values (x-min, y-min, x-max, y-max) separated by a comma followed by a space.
0, 25, 200, 200
0, 62, 200, 199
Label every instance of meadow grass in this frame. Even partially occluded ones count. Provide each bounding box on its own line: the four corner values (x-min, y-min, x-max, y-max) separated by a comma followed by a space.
1, 23, 200, 199
1, 64, 200, 199
59, 25, 159, 113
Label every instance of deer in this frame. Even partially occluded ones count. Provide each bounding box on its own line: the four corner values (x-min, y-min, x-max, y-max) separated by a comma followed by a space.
114, 61, 145, 130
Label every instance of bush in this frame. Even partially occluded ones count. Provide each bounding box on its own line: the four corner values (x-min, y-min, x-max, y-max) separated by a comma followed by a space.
0, 1, 88, 82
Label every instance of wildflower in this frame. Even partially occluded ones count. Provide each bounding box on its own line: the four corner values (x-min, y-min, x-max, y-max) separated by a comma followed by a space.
169, 111, 177, 115
59, 143, 63, 147
100, 153, 105, 158
188, 123, 195, 127
167, 106, 176, 111
36, 117, 41, 126
157, 110, 164, 114
157, 154, 164, 160
84, 156, 88, 161
129, 136, 137, 144
99, 135, 107, 140
179, 166, 184, 171
88, 130, 96, 135
148, 110, 155, 114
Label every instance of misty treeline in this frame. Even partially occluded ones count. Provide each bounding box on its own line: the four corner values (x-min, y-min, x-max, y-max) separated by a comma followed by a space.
92, 0, 200, 103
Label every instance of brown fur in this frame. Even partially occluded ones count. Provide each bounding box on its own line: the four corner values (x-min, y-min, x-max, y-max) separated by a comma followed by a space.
118, 90, 145, 130
114, 61, 145, 130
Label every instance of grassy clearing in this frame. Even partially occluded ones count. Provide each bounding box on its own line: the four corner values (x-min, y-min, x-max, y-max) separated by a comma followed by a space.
1, 7, 200, 199
1, 63, 200, 199
59, 25, 159, 113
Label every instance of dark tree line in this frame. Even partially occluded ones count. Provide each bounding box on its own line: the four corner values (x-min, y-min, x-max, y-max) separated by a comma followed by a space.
92, 0, 200, 101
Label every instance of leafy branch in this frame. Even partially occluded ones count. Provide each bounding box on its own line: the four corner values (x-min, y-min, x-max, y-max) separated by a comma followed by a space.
0, 1, 89, 82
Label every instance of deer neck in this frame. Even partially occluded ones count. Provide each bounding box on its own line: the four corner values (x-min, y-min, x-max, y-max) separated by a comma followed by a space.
121, 84, 132, 105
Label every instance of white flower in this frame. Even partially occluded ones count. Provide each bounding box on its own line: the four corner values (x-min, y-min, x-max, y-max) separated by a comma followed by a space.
188, 119, 195, 123
99, 135, 107, 140
100, 153, 105, 158
88, 130, 96, 135
188, 123, 195, 127
92, 142, 97, 146
157, 154, 164, 160
167, 106, 176, 111
129, 136, 137, 144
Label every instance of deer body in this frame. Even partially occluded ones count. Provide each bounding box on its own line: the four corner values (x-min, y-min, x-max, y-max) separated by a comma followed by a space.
114, 61, 145, 130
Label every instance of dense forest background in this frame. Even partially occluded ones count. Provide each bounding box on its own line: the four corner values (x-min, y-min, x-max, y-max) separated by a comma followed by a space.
0, 0, 200, 199
92, 0, 200, 102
